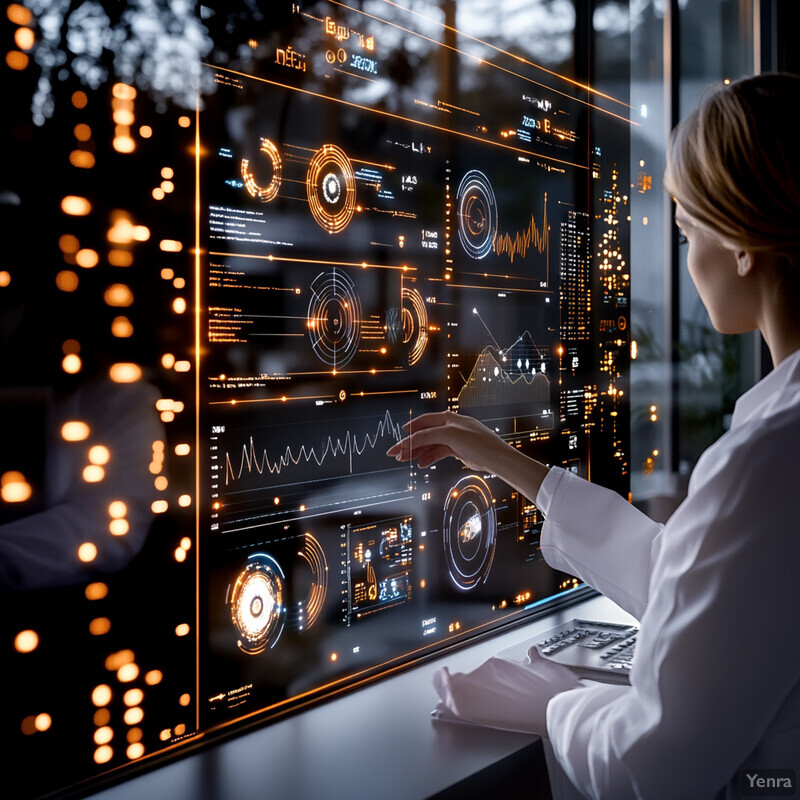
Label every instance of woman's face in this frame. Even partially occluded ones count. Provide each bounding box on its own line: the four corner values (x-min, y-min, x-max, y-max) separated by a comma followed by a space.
674, 204, 757, 335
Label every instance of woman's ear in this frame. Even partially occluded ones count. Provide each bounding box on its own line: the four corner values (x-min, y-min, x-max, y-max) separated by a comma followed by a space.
735, 250, 754, 277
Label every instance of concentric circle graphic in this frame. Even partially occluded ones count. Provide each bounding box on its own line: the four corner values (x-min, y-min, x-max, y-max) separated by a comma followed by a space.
296, 534, 328, 631
230, 553, 286, 655
456, 170, 498, 260
442, 475, 497, 591
307, 269, 362, 368
401, 287, 428, 366
306, 144, 357, 234
241, 138, 282, 202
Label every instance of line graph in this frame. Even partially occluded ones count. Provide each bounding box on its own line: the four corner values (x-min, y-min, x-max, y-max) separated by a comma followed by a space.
225, 409, 404, 485
458, 347, 550, 407
457, 320, 551, 409
492, 192, 549, 264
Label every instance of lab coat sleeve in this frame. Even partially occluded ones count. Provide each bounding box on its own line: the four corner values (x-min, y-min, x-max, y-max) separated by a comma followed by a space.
545, 417, 800, 799
538, 468, 663, 619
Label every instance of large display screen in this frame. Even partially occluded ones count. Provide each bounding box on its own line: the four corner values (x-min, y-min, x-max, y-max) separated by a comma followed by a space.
197, 2, 630, 727
2, 2, 632, 797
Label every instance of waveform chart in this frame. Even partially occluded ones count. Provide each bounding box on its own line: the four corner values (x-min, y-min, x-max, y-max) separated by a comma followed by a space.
230, 553, 287, 655
224, 409, 404, 488
493, 193, 549, 264
306, 144, 357, 234
442, 476, 497, 591
307, 269, 363, 368
241, 138, 282, 202
456, 170, 498, 260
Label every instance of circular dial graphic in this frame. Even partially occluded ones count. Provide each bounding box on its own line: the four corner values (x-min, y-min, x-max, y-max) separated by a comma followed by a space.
442, 475, 497, 590
306, 144, 357, 234
230, 553, 286, 654
307, 269, 362, 368
456, 170, 498, 260
296, 533, 328, 631
401, 287, 428, 366
241, 138, 282, 202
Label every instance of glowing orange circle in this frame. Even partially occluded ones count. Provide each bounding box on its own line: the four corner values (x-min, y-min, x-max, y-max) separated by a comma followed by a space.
305, 144, 356, 234
241, 139, 282, 203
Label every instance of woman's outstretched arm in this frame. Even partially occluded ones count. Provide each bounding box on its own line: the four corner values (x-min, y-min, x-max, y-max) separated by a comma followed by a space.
386, 411, 550, 501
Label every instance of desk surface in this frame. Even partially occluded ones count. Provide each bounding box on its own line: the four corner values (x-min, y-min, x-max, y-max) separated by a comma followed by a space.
87, 595, 634, 800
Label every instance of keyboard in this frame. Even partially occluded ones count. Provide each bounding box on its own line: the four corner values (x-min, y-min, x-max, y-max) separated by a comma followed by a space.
497, 618, 638, 684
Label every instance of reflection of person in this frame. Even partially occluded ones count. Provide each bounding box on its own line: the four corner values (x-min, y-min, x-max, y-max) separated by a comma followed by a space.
388, 74, 800, 798
0, 190, 164, 591
0, 374, 163, 591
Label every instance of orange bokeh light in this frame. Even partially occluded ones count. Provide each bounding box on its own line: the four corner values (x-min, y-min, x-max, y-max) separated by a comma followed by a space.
78, 542, 98, 562
14, 629, 39, 653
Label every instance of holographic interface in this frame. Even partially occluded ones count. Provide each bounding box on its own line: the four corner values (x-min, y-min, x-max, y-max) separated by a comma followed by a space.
3, 2, 632, 796
199, 1, 630, 727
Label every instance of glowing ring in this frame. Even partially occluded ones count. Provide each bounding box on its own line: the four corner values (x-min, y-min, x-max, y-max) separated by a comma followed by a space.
241, 138, 282, 203
442, 475, 497, 591
401, 287, 428, 366
306, 144, 356, 234
307, 269, 362, 368
230, 553, 286, 654
296, 534, 328, 631
457, 170, 498, 260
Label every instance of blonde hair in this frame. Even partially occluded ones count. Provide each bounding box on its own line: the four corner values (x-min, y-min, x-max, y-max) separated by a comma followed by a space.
664, 74, 800, 263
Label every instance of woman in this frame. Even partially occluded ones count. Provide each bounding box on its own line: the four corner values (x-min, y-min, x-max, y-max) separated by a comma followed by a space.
387, 74, 800, 798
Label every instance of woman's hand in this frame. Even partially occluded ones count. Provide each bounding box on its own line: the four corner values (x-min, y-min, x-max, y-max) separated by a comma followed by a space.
386, 411, 551, 501
386, 411, 508, 470
432, 648, 583, 735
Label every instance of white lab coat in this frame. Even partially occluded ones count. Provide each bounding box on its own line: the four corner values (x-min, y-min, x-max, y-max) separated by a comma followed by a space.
538, 348, 800, 799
